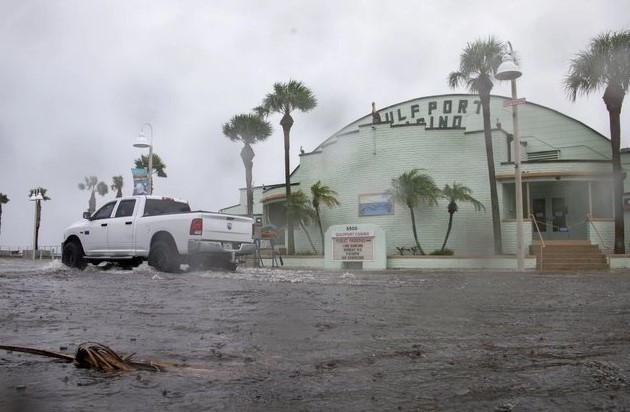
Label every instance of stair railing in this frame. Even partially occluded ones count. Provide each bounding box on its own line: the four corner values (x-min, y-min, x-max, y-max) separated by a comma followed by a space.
530, 214, 546, 270
586, 213, 612, 263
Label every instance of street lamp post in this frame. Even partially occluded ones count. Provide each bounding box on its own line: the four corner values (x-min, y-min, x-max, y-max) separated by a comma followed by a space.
134, 123, 154, 195
495, 42, 525, 271
29, 189, 43, 259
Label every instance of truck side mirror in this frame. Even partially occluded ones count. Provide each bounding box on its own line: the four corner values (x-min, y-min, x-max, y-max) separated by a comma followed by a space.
83, 212, 92, 220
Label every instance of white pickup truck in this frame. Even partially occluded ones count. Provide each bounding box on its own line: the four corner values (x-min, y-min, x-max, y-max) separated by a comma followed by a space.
61, 195, 255, 272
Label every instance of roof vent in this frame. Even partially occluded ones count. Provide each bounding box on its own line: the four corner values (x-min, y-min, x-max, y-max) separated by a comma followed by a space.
527, 150, 560, 161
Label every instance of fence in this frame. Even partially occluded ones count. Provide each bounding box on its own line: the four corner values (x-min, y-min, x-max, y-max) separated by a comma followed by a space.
0, 245, 61, 260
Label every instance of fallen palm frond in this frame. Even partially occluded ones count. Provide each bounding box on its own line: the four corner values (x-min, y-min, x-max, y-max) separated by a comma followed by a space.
0, 344, 74, 362
0, 342, 165, 372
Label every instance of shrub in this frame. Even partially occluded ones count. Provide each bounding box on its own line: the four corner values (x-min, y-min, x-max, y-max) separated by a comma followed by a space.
430, 249, 454, 256
396, 246, 409, 256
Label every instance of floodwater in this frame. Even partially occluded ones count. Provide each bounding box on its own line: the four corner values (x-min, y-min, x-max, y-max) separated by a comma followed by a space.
1, 259, 629, 411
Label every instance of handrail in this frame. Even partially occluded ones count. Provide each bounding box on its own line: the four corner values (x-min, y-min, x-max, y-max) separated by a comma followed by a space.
586, 213, 613, 259
530, 214, 545, 270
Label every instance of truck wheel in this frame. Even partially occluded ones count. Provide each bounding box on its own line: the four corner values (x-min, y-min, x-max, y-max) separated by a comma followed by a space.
148, 240, 180, 273
62, 240, 87, 270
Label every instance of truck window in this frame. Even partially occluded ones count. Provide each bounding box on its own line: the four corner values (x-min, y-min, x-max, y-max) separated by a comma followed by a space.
115, 199, 136, 218
92, 201, 116, 220
143, 199, 191, 216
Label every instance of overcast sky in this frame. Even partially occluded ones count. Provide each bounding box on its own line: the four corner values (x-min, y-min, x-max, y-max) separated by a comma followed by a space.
1, 0, 629, 249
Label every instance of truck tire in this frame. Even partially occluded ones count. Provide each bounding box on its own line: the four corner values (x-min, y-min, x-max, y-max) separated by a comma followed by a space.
148, 240, 180, 273
62, 240, 87, 270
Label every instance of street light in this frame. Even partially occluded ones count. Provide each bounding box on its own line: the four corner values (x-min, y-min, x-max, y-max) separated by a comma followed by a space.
29, 189, 43, 259
495, 42, 524, 271
134, 123, 153, 195
494, 42, 525, 272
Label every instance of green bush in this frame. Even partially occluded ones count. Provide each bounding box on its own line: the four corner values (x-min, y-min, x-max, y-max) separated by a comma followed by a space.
430, 249, 454, 256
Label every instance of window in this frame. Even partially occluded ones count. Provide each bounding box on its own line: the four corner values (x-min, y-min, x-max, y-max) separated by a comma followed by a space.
143, 199, 191, 216
115, 199, 136, 218
92, 202, 116, 220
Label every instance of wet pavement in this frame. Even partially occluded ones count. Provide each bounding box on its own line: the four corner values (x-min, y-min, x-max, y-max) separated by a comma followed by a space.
0, 258, 629, 411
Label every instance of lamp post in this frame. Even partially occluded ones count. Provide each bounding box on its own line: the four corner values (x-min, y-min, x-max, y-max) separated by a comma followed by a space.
134, 123, 154, 195
495, 42, 525, 271
29, 189, 43, 259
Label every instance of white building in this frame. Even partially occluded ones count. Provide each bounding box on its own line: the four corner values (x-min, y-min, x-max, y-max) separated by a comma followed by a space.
222, 93, 628, 260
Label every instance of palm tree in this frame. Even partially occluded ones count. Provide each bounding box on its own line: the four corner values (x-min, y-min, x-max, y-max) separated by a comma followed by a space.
388, 169, 441, 255
0, 192, 9, 239
111, 176, 124, 198
255, 80, 317, 255
78, 176, 109, 214
285, 190, 319, 254
310, 180, 340, 252
565, 30, 630, 254
448, 36, 508, 255
28, 187, 50, 250
440, 182, 485, 252
222, 113, 273, 217
134, 153, 167, 194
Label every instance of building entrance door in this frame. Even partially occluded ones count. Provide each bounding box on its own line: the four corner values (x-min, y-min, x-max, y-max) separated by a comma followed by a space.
532, 197, 570, 239
551, 197, 567, 233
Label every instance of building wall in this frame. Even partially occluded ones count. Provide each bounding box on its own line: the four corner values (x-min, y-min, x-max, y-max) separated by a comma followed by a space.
293, 111, 508, 256
235, 94, 623, 257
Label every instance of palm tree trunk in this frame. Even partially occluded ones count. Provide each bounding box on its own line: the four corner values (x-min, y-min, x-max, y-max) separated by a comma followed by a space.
35, 200, 41, 250
315, 208, 325, 253
604, 85, 625, 254
408, 206, 425, 255
280, 114, 295, 255
480, 94, 503, 255
0, 206, 3, 239
299, 221, 318, 254
89, 191, 96, 214
241, 143, 255, 217
441, 211, 455, 252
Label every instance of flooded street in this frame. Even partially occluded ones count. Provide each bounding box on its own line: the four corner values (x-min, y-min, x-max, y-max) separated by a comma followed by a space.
1, 259, 629, 411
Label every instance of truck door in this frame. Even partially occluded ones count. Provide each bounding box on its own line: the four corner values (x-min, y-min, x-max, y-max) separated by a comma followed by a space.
107, 198, 137, 254
82, 201, 117, 254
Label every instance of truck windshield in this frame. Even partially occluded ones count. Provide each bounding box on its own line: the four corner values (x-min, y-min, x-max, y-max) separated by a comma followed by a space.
143, 199, 191, 216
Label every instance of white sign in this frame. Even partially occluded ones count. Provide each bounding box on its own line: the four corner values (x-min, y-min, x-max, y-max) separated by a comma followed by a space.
333, 236, 374, 261
332, 228, 375, 261
503, 98, 526, 107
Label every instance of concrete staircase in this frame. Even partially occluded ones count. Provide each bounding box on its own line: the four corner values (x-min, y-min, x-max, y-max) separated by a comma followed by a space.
531, 240, 609, 271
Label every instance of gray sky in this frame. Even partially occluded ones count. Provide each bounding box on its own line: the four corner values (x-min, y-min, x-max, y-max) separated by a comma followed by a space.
1, 0, 629, 249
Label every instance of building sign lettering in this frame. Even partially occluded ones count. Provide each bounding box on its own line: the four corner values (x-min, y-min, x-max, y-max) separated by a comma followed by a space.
332, 229, 375, 261
381, 98, 481, 129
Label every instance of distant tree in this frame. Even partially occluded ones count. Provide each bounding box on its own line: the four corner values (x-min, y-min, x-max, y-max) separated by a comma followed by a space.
0, 192, 9, 239
448, 36, 508, 255
440, 182, 485, 252
78, 176, 108, 214
111, 176, 124, 198
310, 180, 340, 252
255, 80, 317, 255
388, 169, 441, 255
28, 187, 51, 250
285, 190, 319, 254
134, 153, 167, 194
565, 30, 630, 254
222, 113, 273, 217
